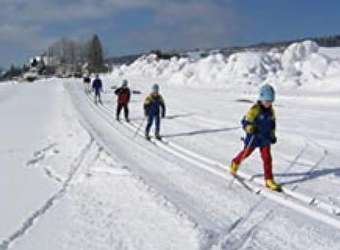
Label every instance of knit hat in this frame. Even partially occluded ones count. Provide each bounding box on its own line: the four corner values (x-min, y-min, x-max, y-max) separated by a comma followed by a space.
152, 84, 159, 93
259, 84, 275, 102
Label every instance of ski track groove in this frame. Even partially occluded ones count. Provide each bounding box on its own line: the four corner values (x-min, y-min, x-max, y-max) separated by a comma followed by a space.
88, 94, 340, 231
0, 138, 94, 250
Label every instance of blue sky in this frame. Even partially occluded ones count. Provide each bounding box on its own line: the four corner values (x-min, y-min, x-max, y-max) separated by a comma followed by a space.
0, 0, 339, 68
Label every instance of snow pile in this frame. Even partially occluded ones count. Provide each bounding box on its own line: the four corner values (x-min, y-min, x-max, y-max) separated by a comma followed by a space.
281, 40, 319, 79
279, 41, 340, 86
273, 41, 340, 92
170, 53, 227, 86
222, 50, 281, 86
110, 40, 340, 93
117, 54, 189, 79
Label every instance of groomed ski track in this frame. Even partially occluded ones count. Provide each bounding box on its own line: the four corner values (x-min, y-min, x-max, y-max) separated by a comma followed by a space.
67, 81, 340, 247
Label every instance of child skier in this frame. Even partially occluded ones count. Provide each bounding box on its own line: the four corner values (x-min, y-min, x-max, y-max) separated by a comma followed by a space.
114, 79, 131, 122
92, 74, 103, 104
230, 84, 280, 191
83, 74, 91, 94
144, 84, 166, 140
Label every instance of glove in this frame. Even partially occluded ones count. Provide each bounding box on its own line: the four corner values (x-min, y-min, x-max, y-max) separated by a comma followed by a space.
162, 113, 165, 118
144, 110, 148, 117
245, 125, 257, 134
270, 135, 277, 144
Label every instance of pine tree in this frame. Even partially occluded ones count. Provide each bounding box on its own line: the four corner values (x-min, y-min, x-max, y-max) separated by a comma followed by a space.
87, 34, 106, 73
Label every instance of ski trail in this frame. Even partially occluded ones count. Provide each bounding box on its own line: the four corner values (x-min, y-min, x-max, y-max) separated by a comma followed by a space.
0, 138, 94, 250
70, 83, 340, 249
71, 87, 237, 243
96, 93, 340, 222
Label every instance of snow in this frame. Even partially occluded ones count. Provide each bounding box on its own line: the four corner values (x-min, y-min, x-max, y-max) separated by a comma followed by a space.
111, 40, 340, 95
1, 40, 340, 249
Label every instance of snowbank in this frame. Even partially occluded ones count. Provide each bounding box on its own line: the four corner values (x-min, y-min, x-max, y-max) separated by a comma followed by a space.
110, 40, 340, 94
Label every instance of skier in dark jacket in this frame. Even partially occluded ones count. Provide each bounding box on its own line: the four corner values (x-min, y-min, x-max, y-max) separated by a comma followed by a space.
229, 84, 280, 191
92, 74, 103, 104
144, 84, 166, 140
114, 79, 131, 122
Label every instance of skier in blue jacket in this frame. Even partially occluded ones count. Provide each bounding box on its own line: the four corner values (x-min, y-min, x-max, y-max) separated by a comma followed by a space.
144, 84, 166, 140
230, 84, 280, 191
92, 74, 103, 104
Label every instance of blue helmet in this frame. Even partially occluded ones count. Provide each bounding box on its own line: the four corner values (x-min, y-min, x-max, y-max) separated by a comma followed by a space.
258, 84, 275, 102
152, 84, 159, 93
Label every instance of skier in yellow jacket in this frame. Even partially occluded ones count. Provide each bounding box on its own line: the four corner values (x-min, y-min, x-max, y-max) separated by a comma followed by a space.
230, 84, 280, 191
143, 84, 166, 140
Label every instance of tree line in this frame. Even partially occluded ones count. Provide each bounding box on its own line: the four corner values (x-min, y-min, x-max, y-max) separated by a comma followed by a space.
1, 34, 106, 81
42, 34, 107, 75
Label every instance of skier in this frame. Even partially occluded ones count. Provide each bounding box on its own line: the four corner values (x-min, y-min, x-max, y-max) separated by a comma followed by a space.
144, 84, 166, 140
114, 79, 131, 122
92, 74, 103, 104
229, 84, 280, 191
83, 74, 91, 94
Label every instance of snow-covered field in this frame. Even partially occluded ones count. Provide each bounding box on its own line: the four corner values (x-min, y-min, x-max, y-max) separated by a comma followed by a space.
1, 41, 340, 249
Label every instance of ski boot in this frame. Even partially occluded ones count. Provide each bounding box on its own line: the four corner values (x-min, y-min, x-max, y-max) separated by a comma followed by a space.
145, 132, 151, 141
265, 179, 281, 191
229, 161, 239, 175
155, 132, 162, 140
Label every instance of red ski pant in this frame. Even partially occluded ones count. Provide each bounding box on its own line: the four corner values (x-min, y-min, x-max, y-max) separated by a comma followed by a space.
232, 145, 273, 180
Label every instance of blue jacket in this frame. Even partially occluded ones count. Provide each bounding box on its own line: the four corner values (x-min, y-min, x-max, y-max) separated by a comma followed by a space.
144, 93, 166, 117
242, 102, 276, 147
92, 79, 102, 92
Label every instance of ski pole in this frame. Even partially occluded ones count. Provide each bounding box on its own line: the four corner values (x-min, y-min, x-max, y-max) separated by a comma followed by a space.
229, 134, 255, 187
134, 116, 146, 138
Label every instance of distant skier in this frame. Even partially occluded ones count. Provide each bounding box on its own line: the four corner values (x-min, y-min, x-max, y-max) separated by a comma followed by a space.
114, 79, 131, 122
92, 74, 103, 104
229, 84, 280, 191
83, 74, 91, 94
144, 84, 166, 140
